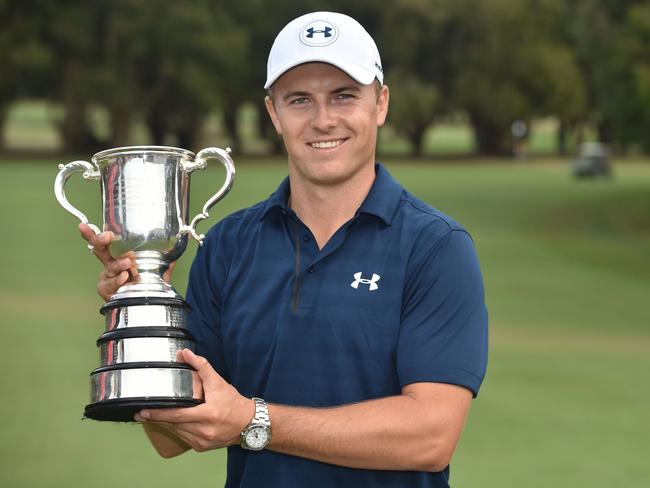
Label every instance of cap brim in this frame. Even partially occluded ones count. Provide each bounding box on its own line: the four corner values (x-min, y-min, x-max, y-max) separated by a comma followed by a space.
264, 57, 377, 89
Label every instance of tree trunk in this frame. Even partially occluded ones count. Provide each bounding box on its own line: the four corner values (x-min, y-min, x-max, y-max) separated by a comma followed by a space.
469, 113, 510, 155
0, 103, 7, 150
408, 125, 427, 158
109, 106, 132, 147
177, 113, 203, 150
557, 120, 567, 156
222, 103, 240, 151
59, 60, 97, 152
597, 120, 612, 144
60, 98, 95, 152
256, 101, 283, 155
146, 103, 167, 146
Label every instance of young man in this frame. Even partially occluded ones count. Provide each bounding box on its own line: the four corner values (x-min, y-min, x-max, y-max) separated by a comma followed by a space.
81, 11, 488, 487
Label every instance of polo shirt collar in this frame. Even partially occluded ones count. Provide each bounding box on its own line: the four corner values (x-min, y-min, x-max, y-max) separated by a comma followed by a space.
259, 176, 291, 220
260, 163, 403, 225
356, 163, 403, 226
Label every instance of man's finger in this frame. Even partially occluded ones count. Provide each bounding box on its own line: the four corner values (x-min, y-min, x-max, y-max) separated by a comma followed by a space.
137, 404, 207, 424
163, 425, 204, 450
79, 224, 114, 265
129, 254, 140, 279
162, 261, 176, 283
98, 270, 129, 300
105, 257, 136, 279
90, 237, 115, 265
181, 349, 221, 390
142, 420, 206, 451
78, 222, 99, 241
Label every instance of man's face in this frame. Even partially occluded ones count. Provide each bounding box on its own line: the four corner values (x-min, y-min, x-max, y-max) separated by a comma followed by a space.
265, 62, 389, 188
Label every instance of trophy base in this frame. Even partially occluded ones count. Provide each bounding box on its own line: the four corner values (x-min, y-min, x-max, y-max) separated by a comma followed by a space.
90, 295, 202, 423
84, 397, 202, 422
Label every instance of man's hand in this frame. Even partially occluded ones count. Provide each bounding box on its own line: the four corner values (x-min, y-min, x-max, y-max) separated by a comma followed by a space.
134, 349, 254, 453
78, 223, 175, 301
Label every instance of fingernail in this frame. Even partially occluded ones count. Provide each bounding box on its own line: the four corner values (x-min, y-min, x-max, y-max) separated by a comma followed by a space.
139, 410, 150, 419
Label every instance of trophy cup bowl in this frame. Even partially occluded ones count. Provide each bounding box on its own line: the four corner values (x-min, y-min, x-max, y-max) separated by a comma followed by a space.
54, 145, 235, 421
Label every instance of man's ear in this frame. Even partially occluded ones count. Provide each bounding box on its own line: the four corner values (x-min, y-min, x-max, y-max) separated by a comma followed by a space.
376, 85, 389, 127
265, 96, 283, 135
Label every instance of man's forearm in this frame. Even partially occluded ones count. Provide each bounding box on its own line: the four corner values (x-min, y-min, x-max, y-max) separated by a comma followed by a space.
267, 383, 471, 472
135, 374, 471, 471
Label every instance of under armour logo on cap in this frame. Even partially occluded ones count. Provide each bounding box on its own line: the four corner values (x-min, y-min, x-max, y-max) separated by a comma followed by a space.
306, 26, 332, 38
300, 19, 339, 46
351, 272, 381, 291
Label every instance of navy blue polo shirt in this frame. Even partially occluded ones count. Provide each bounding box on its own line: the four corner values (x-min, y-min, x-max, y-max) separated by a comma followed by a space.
186, 164, 488, 488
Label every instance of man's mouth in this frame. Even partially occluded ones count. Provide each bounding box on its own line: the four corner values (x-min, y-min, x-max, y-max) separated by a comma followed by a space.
309, 139, 345, 149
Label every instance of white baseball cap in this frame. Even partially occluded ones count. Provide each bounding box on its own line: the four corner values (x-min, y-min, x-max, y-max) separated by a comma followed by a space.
264, 11, 384, 89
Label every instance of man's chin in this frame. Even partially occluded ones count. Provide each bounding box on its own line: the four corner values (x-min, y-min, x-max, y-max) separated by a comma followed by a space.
302, 164, 374, 189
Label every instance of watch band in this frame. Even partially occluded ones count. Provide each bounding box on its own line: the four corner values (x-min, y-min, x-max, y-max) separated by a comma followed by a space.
251, 397, 271, 427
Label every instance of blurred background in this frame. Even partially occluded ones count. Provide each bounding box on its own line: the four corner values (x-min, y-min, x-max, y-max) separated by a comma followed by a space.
0, 0, 648, 487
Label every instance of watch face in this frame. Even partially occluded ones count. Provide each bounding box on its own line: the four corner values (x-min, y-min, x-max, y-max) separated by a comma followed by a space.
245, 426, 269, 450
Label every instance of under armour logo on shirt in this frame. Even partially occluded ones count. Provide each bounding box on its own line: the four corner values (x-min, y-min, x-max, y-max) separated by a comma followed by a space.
351, 272, 381, 291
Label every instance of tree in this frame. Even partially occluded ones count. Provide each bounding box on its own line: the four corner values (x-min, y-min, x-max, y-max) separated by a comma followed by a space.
568, 0, 650, 153
447, 0, 587, 155
626, 3, 650, 152
86, 0, 230, 147
0, 0, 54, 149
33, 0, 105, 152
385, 70, 440, 157
135, 0, 251, 149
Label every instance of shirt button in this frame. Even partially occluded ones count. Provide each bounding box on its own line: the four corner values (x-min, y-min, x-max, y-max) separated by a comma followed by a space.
307, 266, 315, 274
302, 234, 310, 243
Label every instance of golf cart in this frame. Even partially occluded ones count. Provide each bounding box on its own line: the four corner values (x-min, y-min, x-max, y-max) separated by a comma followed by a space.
571, 142, 611, 178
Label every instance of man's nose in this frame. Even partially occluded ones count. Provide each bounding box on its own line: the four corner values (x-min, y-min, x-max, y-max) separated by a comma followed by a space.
310, 103, 337, 131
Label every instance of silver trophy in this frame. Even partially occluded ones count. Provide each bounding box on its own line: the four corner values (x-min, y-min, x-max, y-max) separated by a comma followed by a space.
54, 146, 235, 421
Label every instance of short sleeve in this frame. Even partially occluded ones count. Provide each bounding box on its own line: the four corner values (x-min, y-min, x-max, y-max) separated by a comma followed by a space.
186, 226, 230, 381
397, 229, 488, 396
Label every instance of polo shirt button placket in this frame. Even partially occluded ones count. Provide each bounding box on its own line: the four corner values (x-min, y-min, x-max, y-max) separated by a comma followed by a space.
307, 266, 315, 274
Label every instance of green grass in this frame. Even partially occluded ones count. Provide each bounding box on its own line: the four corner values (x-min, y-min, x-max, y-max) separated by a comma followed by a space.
0, 157, 648, 487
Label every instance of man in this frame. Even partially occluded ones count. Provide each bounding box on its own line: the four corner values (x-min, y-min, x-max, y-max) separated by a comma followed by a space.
80, 11, 488, 487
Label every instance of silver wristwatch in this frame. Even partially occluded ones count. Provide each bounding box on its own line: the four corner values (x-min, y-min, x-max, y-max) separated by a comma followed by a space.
240, 397, 272, 451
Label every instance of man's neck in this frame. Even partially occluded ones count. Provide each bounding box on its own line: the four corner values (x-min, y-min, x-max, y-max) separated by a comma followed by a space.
288, 166, 376, 249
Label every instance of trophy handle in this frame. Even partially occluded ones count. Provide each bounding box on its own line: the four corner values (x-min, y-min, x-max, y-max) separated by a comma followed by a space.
180, 147, 236, 245
54, 161, 102, 239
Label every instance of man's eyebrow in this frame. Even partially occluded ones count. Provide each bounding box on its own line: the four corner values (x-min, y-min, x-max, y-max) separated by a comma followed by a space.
281, 85, 362, 101
282, 91, 310, 101
332, 85, 361, 94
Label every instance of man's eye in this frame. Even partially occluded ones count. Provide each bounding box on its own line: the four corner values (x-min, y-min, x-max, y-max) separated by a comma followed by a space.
335, 93, 354, 101
290, 97, 309, 105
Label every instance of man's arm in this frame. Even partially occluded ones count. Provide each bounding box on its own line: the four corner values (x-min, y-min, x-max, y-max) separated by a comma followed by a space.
138, 349, 471, 472
141, 423, 191, 458
268, 382, 471, 472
